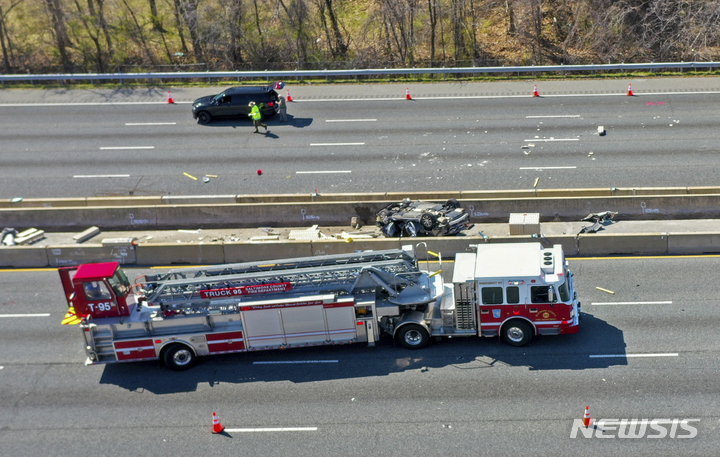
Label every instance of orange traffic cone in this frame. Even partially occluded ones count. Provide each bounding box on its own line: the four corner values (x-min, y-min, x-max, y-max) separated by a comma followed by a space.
212, 412, 224, 434
627, 84, 634, 96
533, 85, 539, 97
582, 406, 591, 428
406, 87, 412, 100
286, 89, 293, 102
167, 90, 174, 104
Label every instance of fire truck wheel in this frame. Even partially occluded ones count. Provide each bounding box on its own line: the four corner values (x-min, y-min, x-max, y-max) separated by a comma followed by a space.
501, 320, 533, 347
163, 344, 197, 371
396, 324, 429, 349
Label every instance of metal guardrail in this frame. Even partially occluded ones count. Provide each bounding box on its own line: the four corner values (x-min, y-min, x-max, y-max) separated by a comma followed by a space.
0, 61, 718, 83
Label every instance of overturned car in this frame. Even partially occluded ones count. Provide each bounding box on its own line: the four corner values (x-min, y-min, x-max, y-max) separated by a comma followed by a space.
376, 198, 472, 237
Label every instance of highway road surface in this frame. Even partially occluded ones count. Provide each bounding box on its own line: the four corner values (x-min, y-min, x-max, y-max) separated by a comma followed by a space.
1, 78, 720, 198
0, 255, 718, 456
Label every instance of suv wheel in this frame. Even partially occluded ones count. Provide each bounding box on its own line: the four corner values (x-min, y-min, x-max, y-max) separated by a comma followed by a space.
197, 111, 212, 124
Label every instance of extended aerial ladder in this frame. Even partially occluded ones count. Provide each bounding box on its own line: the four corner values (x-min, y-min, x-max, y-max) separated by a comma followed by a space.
134, 248, 438, 314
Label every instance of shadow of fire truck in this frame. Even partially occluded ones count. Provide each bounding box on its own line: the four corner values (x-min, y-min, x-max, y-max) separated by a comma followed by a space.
98, 312, 623, 394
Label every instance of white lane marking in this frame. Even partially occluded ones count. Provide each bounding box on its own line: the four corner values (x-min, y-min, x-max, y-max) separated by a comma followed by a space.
295, 171, 351, 174
0, 313, 51, 318
325, 119, 376, 122
519, 166, 577, 170
225, 427, 318, 432
0, 102, 191, 107
253, 360, 338, 364
310, 142, 365, 146
526, 115, 581, 118
125, 122, 177, 126
524, 138, 579, 142
589, 353, 679, 358
73, 174, 131, 178
100, 146, 154, 150
592, 301, 673, 305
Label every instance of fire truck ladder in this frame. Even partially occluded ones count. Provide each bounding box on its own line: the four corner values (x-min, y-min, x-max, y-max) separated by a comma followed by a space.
136, 249, 425, 312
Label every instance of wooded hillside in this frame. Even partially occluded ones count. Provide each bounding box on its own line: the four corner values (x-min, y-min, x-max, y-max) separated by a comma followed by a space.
1, 0, 719, 75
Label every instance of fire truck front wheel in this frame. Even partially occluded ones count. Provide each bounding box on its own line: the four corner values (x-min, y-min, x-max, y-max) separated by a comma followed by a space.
163, 344, 197, 371
396, 324, 429, 349
501, 320, 533, 347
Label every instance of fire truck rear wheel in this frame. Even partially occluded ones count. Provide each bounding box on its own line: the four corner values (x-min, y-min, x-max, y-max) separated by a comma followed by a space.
501, 320, 533, 347
163, 344, 197, 371
397, 324, 429, 349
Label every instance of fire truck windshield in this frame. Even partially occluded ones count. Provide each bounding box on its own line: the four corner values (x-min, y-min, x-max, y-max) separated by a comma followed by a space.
108, 268, 130, 296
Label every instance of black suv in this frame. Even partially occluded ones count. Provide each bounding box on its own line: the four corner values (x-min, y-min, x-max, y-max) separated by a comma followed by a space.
192, 86, 279, 124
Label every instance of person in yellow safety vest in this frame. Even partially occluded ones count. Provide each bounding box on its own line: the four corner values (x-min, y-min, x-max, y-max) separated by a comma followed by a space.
249, 101, 267, 133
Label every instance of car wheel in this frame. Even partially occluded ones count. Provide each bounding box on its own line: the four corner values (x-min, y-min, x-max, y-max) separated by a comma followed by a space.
197, 111, 212, 124
445, 198, 460, 209
419, 213, 436, 231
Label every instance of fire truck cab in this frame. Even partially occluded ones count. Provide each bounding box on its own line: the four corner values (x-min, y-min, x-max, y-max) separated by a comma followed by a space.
59, 262, 134, 319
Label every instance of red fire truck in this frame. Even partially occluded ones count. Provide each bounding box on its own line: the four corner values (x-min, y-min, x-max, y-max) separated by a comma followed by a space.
59, 242, 580, 370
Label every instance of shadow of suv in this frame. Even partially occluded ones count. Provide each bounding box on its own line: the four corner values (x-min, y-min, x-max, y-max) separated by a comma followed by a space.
192, 85, 279, 124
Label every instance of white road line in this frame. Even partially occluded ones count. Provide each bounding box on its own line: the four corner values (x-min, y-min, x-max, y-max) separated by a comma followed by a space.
524, 138, 579, 142
0, 313, 51, 318
310, 142, 365, 146
100, 146, 155, 150
325, 119, 376, 122
253, 360, 339, 364
0, 102, 191, 107
73, 174, 130, 178
125, 122, 177, 126
295, 171, 352, 174
519, 166, 577, 170
526, 115, 581, 118
225, 427, 318, 432
589, 353, 679, 358
592, 301, 673, 306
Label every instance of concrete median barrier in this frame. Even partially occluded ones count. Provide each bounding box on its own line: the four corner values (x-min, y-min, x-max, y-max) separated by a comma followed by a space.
578, 233, 668, 256
46, 244, 137, 267
0, 246, 50, 268
668, 232, 720, 255
223, 241, 313, 262
135, 242, 225, 265
86, 196, 163, 206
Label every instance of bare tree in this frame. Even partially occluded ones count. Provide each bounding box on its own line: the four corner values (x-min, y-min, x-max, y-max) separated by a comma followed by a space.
316, 0, 348, 59
278, 0, 311, 67
0, 0, 25, 73
177, 0, 203, 63
43, 0, 73, 72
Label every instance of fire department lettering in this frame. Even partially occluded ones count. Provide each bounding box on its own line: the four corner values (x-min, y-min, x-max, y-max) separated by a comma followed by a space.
200, 282, 292, 299
535, 310, 557, 320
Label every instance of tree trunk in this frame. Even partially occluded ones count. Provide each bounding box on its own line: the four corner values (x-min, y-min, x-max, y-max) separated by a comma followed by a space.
428, 0, 437, 67
0, 5, 11, 73
43, 0, 73, 72
172, 0, 190, 56
324, 0, 348, 59
148, 0, 165, 32
180, 0, 204, 64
